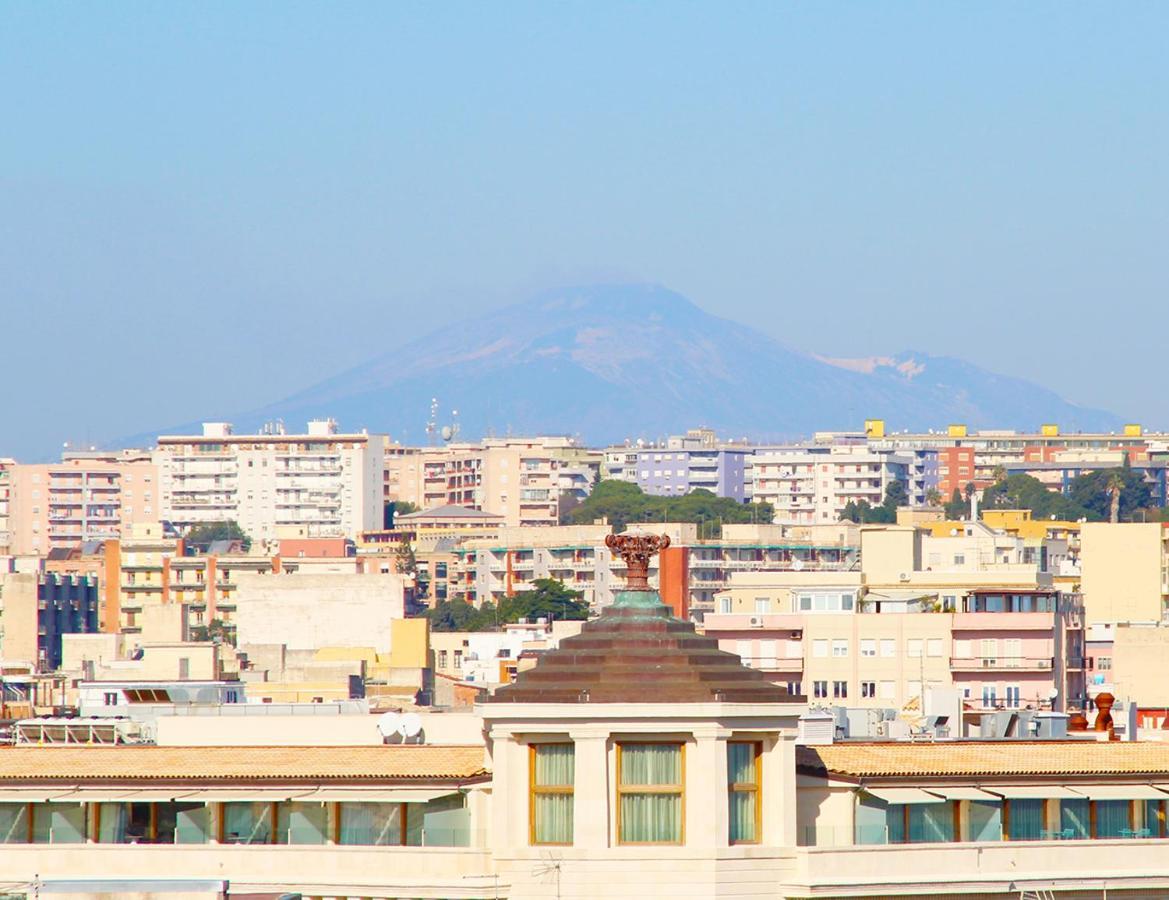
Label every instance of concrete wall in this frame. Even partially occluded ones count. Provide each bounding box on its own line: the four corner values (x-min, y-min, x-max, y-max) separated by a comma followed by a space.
233, 572, 406, 652
0, 572, 38, 665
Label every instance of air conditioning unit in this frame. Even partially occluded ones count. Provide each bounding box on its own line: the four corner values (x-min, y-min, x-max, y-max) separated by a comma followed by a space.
749, 616, 764, 628
898, 572, 910, 582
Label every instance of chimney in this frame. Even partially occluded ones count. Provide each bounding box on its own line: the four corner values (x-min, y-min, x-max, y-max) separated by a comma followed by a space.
796, 709, 835, 746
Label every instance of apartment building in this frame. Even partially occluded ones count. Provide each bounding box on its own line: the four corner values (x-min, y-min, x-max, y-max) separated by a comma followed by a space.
751, 443, 927, 525
1079, 522, 1169, 625
156, 420, 385, 542
385, 437, 600, 528
0, 571, 100, 670
0, 458, 13, 554
4, 451, 158, 556
704, 522, 1085, 724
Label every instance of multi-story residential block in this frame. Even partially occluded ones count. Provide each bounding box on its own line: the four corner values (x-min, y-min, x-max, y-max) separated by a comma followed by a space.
603, 429, 754, 500
0, 571, 100, 670
4, 451, 158, 556
0, 458, 13, 554
385, 437, 600, 528
751, 443, 927, 525
704, 522, 1085, 726
156, 420, 385, 542
1080, 522, 1169, 625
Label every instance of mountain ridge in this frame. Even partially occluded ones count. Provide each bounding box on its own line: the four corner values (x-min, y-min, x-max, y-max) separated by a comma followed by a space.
157, 283, 1122, 443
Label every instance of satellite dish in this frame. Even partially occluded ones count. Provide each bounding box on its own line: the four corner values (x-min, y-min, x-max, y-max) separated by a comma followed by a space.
440, 425, 453, 442
399, 713, 423, 739
1048, 687, 1059, 700
376, 712, 401, 738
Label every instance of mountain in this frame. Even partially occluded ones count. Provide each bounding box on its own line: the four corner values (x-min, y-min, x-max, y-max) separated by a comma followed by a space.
222, 283, 1121, 442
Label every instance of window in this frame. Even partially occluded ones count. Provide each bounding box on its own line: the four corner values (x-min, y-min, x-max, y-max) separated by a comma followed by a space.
727, 742, 761, 844
531, 743, 574, 845
1007, 799, 1044, 840
617, 743, 684, 844
1060, 798, 1089, 840
861, 681, 876, 698
861, 639, 876, 658
953, 554, 966, 566
982, 686, 997, 708
754, 598, 769, 614
812, 681, 828, 699
103, 692, 119, 706
221, 802, 273, 844
1005, 685, 1021, 708
926, 639, 943, 658
438, 650, 448, 668
812, 640, 828, 658
719, 597, 732, 614
337, 802, 404, 845
1098, 657, 1112, 670
832, 680, 848, 699
879, 681, 896, 699
831, 640, 848, 658
907, 639, 922, 658
880, 639, 896, 658
786, 681, 802, 695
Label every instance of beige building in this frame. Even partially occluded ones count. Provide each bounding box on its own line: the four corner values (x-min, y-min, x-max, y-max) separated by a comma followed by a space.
1080, 522, 1169, 624
156, 420, 386, 542
5, 451, 158, 555
385, 437, 600, 528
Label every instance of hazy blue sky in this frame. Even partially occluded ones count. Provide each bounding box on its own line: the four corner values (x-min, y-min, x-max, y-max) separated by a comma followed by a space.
2, 3, 1166, 459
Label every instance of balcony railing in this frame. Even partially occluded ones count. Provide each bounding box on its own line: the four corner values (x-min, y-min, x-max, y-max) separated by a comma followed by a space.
950, 656, 1054, 671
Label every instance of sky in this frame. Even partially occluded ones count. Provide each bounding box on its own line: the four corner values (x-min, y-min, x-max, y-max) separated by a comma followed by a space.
1, 3, 1167, 460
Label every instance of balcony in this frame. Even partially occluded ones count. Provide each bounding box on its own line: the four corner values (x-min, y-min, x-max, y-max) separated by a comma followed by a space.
951, 612, 1055, 631
949, 656, 1053, 672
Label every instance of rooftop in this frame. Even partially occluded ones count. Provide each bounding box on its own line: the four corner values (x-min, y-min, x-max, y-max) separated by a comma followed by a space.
798, 741, 1169, 780
0, 745, 489, 784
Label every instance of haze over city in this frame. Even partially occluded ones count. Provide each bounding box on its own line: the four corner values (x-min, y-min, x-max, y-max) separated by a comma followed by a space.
3, 4, 1168, 459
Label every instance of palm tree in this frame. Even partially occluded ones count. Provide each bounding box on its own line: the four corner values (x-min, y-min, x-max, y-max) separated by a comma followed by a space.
1107, 472, 1124, 523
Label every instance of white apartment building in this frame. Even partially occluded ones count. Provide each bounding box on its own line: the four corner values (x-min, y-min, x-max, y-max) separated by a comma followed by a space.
156, 421, 385, 542
752, 444, 917, 525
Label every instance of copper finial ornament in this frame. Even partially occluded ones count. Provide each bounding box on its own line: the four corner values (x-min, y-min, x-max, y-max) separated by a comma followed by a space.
605, 533, 671, 591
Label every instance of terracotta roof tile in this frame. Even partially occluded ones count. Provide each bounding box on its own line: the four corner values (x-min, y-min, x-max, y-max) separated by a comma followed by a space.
0, 745, 488, 784
798, 742, 1169, 779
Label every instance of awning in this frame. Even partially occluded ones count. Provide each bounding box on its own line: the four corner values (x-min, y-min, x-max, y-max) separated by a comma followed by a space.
862, 787, 946, 805
294, 789, 458, 804
923, 786, 1000, 801
984, 785, 1084, 799
1072, 784, 1166, 801
187, 790, 319, 803
0, 790, 80, 803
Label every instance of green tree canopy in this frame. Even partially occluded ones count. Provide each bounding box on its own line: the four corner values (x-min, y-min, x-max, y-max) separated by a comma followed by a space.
184, 520, 251, 552
568, 480, 772, 535
980, 474, 1093, 521
1067, 464, 1153, 522
840, 481, 906, 524
424, 579, 589, 632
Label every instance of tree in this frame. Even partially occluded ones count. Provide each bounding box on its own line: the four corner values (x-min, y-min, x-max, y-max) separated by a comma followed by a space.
943, 488, 968, 520
1068, 465, 1153, 522
423, 579, 589, 632
925, 488, 943, 507
394, 538, 418, 577
188, 617, 235, 646
557, 490, 583, 525
840, 481, 904, 524
567, 481, 773, 536
185, 520, 251, 552
981, 474, 1093, 521
385, 500, 418, 528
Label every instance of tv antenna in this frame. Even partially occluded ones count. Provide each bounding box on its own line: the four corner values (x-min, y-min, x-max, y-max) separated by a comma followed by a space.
533, 852, 563, 899
426, 398, 439, 446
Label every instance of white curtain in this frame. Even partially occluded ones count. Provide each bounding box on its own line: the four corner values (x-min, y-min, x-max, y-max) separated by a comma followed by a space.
620, 744, 682, 843
97, 803, 129, 843
338, 802, 401, 846
533, 744, 574, 844
727, 743, 758, 843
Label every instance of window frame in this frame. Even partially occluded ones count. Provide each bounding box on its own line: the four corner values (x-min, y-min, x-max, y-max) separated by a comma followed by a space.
727, 740, 762, 845
616, 741, 685, 846
529, 742, 575, 846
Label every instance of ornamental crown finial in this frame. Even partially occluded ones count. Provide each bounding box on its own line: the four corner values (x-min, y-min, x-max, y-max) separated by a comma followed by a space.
605, 532, 671, 591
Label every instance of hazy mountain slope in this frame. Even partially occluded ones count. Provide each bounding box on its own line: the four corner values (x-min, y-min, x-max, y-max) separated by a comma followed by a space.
209, 284, 1123, 441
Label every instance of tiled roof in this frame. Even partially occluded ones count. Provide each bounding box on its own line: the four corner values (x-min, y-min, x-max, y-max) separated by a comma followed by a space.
0, 746, 489, 784
798, 741, 1169, 779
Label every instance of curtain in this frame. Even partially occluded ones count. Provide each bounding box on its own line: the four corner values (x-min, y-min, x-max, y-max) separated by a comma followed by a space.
276, 802, 327, 845
908, 802, 953, 843
620, 744, 682, 843
727, 743, 758, 843
97, 803, 128, 843
174, 804, 209, 844
1008, 799, 1043, 840
1061, 799, 1089, 839
0, 804, 27, 844
886, 805, 906, 844
533, 744, 574, 844
968, 801, 1002, 842
1095, 800, 1130, 838
621, 744, 681, 786
338, 802, 401, 846
620, 793, 681, 843
222, 802, 273, 845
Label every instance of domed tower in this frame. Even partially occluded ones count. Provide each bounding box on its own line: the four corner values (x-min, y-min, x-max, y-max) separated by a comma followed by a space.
480, 531, 806, 896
